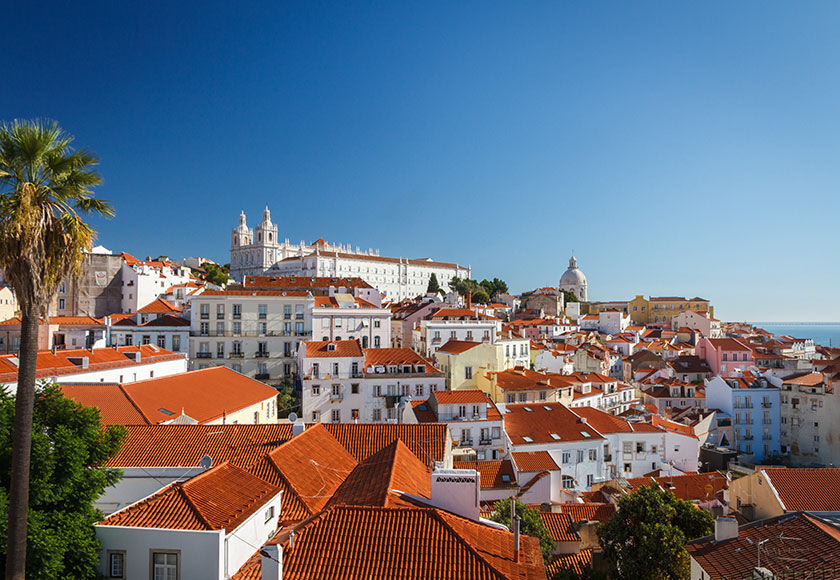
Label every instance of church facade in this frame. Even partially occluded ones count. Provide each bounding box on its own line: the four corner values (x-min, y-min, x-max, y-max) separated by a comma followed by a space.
230, 207, 470, 301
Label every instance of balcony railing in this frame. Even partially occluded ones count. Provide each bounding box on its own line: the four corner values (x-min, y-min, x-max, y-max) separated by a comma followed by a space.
229, 352, 244, 358
255, 352, 270, 358
761, 402, 772, 408
255, 373, 270, 380
196, 352, 212, 359
330, 393, 344, 401
190, 330, 312, 338
762, 434, 772, 440
479, 438, 492, 446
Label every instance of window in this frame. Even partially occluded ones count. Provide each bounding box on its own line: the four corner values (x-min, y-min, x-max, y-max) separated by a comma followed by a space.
284, 305, 292, 319
586, 474, 594, 487
374, 336, 381, 347
233, 322, 241, 336
108, 551, 125, 578
200, 304, 209, 319
312, 384, 320, 396
157, 335, 167, 348
58, 298, 66, 310
233, 303, 242, 318
332, 384, 340, 396
258, 304, 267, 319
492, 427, 501, 439
539, 391, 547, 401
623, 463, 632, 473
216, 342, 224, 358
414, 384, 424, 397
216, 304, 225, 318
264, 505, 275, 523
331, 409, 340, 422
372, 408, 382, 421
296, 304, 304, 319
199, 322, 209, 336
151, 551, 179, 580
465, 366, 473, 379
562, 475, 575, 490
589, 449, 597, 461
374, 320, 381, 328
562, 452, 571, 464
577, 449, 584, 463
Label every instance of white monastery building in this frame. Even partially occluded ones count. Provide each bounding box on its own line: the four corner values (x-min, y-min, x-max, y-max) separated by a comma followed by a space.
230, 207, 470, 301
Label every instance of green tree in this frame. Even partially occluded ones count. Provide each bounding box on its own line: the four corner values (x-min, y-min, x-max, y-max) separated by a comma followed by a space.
597, 483, 713, 580
0, 119, 113, 579
490, 498, 555, 564
202, 261, 230, 287
561, 290, 579, 303
0, 383, 125, 578
426, 273, 441, 294
471, 289, 490, 304
275, 385, 299, 419
480, 277, 509, 300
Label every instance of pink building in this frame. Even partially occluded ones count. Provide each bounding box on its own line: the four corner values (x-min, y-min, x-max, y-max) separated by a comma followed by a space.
695, 337, 754, 377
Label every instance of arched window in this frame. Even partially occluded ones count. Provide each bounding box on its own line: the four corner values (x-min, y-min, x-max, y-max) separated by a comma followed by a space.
362, 336, 369, 348
268, 233, 272, 241
561, 475, 575, 490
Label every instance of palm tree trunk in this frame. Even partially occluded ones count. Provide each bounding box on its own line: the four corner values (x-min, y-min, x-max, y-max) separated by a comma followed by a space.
5, 310, 39, 580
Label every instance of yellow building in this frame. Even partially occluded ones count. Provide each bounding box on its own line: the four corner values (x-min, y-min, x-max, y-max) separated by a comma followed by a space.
589, 295, 713, 325
434, 340, 505, 390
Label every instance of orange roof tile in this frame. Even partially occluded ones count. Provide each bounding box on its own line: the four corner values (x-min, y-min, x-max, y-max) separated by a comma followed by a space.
622, 472, 728, 502
304, 339, 364, 358
453, 460, 517, 489
99, 462, 280, 531
539, 512, 580, 542
546, 549, 593, 578
437, 339, 483, 354
557, 503, 616, 523
363, 348, 440, 373
761, 468, 840, 511
137, 298, 182, 314
323, 423, 448, 465
62, 367, 278, 425
107, 424, 294, 468
687, 513, 840, 580
433, 389, 491, 405
504, 404, 605, 445
511, 451, 560, 472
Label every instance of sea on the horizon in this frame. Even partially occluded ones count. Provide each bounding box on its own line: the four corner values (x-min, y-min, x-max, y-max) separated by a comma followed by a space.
750, 322, 840, 348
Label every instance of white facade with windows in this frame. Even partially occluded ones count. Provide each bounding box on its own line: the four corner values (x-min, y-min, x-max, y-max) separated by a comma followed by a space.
311, 295, 391, 348
415, 318, 500, 358
120, 261, 193, 313
230, 207, 470, 300
188, 290, 314, 385
298, 341, 445, 423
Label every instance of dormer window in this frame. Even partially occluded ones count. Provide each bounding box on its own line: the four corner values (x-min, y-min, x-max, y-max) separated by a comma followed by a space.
327, 343, 336, 351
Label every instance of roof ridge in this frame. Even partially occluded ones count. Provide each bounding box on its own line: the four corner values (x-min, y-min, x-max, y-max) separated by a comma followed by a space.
432, 510, 510, 580
117, 383, 153, 425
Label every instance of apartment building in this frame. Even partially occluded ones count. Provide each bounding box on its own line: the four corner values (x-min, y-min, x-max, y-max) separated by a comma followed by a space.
189, 290, 314, 385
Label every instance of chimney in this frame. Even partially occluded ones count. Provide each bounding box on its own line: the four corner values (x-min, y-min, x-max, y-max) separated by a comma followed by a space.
292, 420, 306, 437
467, 292, 472, 310
430, 468, 480, 521
260, 544, 282, 580
513, 515, 521, 563
714, 516, 738, 542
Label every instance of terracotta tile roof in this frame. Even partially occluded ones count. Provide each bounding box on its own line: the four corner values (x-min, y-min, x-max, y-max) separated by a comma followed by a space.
107, 424, 294, 468
323, 423, 448, 466
329, 440, 431, 507
504, 404, 606, 445
243, 275, 374, 290
539, 513, 580, 542
453, 460, 517, 489
651, 415, 697, 438
0, 345, 183, 383
622, 472, 728, 502
706, 338, 752, 352
233, 505, 547, 580
761, 468, 840, 511
363, 348, 440, 373
437, 339, 483, 354
782, 372, 824, 386
60, 384, 147, 424
98, 462, 280, 531
488, 368, 576, 393
137, 298, 182, 314
434, 389, 491, 405
249, 424, 357, 517
431, 308, 482, 319
138, 314, 190, 327
511, 451, 560, 472
62, 366, 278, 425
410, 400, 438, 422
557, 503, 616, 523
546, 549, 593, 578
201, 289, 310, 297
304, 339, 363, 358
0, 315, 103, 326
571, 406, 662, 435
687, 513, 840, 580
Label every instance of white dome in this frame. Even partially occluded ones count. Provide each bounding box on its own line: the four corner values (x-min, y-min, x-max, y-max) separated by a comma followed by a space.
559, 255, 587, 286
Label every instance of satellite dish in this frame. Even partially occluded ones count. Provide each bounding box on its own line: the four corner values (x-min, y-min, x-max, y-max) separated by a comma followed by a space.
199, 455, 213, 470
288, 412, 298, 423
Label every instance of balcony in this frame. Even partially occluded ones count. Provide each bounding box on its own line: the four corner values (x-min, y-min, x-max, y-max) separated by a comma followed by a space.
255, 373, 270, 380
229, 352, 244, 358
255, 352, 270, 358
196, 352, 212, 359
743, 435, 754, 441
761, 402, 772, 408
479, 438, 492, 446
762, 434, 772, 440
604, 454, 613, 462
330, 393, 344, 402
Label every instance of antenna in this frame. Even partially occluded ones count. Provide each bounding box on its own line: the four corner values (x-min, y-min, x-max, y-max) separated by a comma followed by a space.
288, 412, 298, 423
199, 455, 213, 470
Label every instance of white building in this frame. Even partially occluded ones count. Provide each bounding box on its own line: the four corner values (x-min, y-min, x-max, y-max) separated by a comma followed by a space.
598, 310, 631, 335
230, 207, 470, 301
672, 310, 722, 338
414, 308, 501, 357
95, 462, 283, 580
311, 294, 390, 348
189, 289, 314, 385
0, 345, 187, 394
558, 254, 588, 302
120, 254, 194, 313
298, 340, 446, 423
408, 389, 506, 461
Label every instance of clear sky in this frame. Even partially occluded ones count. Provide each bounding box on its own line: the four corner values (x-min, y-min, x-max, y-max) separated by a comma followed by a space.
4, 2, 839, 322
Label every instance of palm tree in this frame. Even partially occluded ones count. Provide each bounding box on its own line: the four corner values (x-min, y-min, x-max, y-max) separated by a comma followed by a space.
0, 119, 112, 579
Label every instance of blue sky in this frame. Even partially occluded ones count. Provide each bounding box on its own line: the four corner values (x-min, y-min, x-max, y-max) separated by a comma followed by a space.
3, 2, 839, 321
